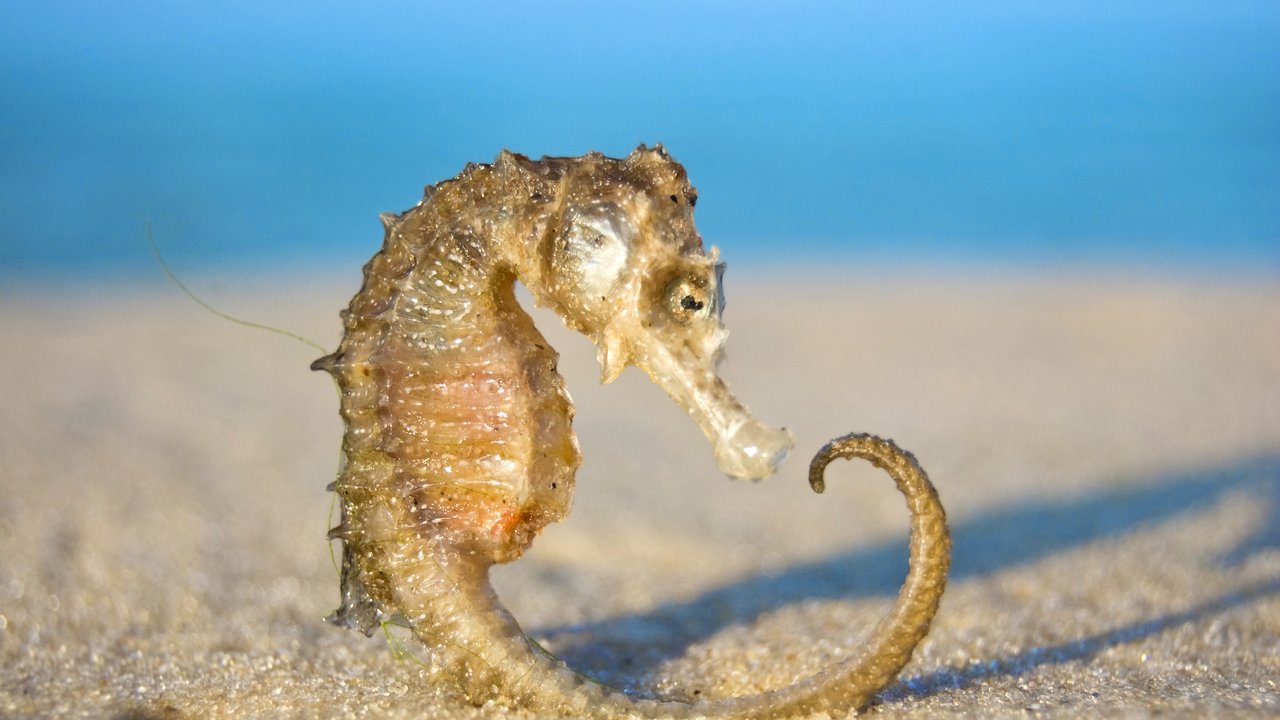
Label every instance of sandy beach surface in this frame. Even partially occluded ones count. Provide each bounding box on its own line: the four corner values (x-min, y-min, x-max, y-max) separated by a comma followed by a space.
1, 269, 1277, 719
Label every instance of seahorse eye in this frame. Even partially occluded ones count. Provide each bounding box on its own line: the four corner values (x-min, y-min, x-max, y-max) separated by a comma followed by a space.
665, 276, 712, 324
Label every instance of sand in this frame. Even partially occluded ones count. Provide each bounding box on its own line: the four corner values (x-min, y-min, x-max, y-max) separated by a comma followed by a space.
0, 270, 1276, 719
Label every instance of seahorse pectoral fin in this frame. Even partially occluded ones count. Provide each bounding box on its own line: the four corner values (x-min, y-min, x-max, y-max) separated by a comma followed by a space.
634, 340, 793, 481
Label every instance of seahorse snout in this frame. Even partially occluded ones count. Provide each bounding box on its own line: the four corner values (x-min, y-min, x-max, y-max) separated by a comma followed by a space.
635, 340, 794, 481
713, 416, 794, 481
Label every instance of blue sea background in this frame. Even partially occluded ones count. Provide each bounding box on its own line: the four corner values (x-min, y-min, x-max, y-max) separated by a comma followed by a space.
1, 1, 1277, 281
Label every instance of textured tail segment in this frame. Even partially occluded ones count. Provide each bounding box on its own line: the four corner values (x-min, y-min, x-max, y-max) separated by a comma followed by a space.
770, 433, 952, 716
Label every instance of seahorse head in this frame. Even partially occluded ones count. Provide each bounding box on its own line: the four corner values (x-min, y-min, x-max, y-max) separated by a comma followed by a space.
520, 145, 794, 480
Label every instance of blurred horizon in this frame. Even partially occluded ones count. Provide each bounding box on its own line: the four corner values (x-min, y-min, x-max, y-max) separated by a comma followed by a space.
2, 1, 1278, 281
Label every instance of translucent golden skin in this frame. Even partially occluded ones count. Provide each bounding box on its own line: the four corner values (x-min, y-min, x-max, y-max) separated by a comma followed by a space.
313, 146, 951, 718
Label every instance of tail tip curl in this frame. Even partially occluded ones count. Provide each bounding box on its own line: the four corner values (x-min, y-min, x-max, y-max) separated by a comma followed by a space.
808, 432, 902, 494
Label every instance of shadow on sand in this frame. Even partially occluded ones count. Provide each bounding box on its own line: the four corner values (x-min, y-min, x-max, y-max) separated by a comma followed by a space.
537, 453, 1280, 691
883, 575, 1280, 705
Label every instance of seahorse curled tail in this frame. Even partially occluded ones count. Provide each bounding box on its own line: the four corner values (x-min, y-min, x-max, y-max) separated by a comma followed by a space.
332, 435, 949, 720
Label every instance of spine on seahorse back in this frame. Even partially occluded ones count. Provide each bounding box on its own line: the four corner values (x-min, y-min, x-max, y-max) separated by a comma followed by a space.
314, 164, 579, 640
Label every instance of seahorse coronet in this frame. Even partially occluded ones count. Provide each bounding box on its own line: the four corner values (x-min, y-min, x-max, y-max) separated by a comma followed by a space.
316, 146, 951, 718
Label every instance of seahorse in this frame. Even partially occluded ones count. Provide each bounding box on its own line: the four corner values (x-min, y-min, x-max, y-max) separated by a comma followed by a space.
312, 145, 950, 718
